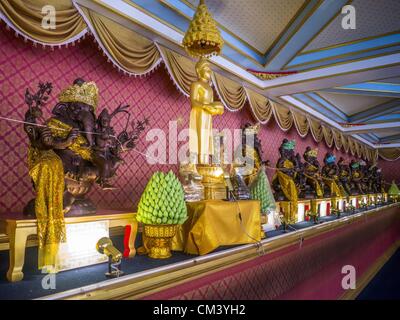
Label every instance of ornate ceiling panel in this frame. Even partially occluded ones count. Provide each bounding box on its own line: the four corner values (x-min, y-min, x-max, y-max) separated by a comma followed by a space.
184, 0, 306, 53
303, 0, 400, 52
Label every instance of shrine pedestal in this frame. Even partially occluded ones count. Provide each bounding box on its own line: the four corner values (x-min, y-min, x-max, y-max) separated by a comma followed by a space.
0, 210, 137, 282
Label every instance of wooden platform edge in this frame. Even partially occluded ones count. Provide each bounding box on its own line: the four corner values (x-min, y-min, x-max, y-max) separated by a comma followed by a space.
39, 203, 400, 300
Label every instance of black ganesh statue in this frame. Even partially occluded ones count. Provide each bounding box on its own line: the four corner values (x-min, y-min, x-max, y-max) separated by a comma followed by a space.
23, 79, 148, 217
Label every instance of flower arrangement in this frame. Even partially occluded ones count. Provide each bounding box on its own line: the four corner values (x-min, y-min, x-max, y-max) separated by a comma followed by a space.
331, 208, 341, 218
306, 210, 319, 224
359, 200, 368, 210
137, 171, 187, 225
346, 203, 356, 213
250, 167, 276, 214
137, 171, 188, 259
388, 181, 399, 202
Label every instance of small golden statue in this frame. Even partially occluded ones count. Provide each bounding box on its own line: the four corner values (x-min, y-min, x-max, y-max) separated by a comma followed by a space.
189, 58, 224, 165
186, 58, 225, 199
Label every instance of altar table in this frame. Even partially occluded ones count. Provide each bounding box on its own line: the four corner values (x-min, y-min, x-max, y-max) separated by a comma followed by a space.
172, 200, 261, 255
0, 210, 137, 282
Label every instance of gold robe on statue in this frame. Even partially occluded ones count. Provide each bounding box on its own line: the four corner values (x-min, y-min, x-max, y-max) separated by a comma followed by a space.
305, 164, 323, 198
323, 177, 343, 197
189, 104, 214, 161
28, 147, 66, 271
273, 160, 298, 223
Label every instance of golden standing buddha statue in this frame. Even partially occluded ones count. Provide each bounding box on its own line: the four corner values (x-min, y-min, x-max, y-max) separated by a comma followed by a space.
189, 58, 224, 164
181, 0, 226, 200
186, 59, 226, 199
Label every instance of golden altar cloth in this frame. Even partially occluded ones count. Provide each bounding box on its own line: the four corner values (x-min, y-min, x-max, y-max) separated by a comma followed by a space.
172, 200, 261, 255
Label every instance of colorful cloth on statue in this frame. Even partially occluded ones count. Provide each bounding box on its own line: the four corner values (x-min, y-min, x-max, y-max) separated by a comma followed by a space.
279, 201, 297, 225
339, 184, 348, 197
305, 164, 323, 197
274, 170, 298, 217
323, 177, 343, 197
28, 146, 66, 270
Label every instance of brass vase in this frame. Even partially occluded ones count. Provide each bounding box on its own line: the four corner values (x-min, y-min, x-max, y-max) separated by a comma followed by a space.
143, 224, 178, 259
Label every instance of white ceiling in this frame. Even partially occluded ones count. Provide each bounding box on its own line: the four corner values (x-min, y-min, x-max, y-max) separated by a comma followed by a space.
373, 128, 400, 138
185, 0, 306, 53
303, 0, 400, 52
379, 77, 400, 84
316, 92, 394, 116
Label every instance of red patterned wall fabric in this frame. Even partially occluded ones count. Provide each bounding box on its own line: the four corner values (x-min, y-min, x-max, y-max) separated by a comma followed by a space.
0, 24, 398, 213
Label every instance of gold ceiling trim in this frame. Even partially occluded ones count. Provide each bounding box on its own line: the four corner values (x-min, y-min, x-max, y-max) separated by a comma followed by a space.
122, 0, 183, 34
368, 81, 400, 85
247, 70, 298, 81
283, 42, 400, 70
301, 29, 400, 55
284, 49, 400, 73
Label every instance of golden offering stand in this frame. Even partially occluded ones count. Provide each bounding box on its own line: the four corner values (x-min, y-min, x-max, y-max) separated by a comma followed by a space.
196, 164, 226, 200
277, 201, 297, 225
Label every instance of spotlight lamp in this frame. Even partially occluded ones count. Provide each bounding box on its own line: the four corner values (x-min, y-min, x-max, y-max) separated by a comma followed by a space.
96, 237, 124, 278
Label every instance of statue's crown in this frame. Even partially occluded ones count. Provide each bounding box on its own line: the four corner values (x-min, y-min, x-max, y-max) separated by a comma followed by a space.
282, 140, 295, 150
244, 123, 260, 135
326, 154, 336, 164
58, 81, 99, 110
351, 161, 360, 169
306, 148, 318, 157
182, 0, 224, 57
